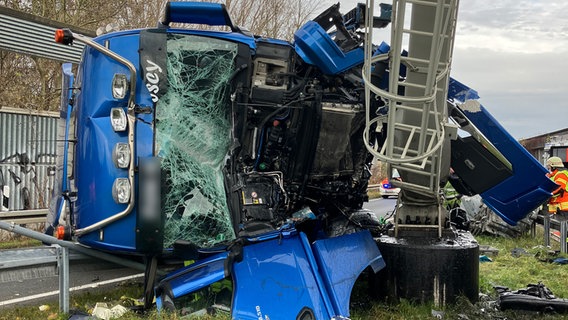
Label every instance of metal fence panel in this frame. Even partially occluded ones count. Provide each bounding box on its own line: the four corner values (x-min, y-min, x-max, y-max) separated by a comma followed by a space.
0, 6, 94, 63
0, 108, 58, 211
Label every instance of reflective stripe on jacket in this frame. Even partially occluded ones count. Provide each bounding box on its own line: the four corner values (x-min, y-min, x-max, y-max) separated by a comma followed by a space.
548, 168, 568, 213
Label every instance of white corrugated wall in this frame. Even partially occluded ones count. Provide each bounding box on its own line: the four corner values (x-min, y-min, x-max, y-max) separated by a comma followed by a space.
0, 107, 58, 210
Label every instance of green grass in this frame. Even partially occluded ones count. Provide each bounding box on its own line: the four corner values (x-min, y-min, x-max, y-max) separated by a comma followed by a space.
2, 227, 568, 319
0, 236, 41, 250
476, 227, 568, 298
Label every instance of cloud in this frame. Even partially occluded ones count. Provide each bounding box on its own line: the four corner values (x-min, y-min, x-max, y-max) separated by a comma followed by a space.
457, 0, 568, 53
451, 48, 568, 139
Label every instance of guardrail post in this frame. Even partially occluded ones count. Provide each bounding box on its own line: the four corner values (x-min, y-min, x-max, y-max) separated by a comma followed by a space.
55, 245, 69, 313
543, 213, 550, 247
561, 219, 567, 254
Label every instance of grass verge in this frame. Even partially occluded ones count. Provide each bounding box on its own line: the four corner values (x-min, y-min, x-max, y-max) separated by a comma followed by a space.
0, 236, 41, 250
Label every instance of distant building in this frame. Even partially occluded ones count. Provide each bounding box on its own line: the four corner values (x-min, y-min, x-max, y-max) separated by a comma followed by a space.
519, 128, 568, 166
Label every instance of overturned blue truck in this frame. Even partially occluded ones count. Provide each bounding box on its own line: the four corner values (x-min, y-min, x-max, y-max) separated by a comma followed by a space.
50, 1, 556, 318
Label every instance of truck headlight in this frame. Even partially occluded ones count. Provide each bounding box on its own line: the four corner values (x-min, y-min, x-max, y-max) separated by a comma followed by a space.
112, 143, 131, 168
112, 178, 131, 204
110, 107, 127, 132
112, 73, 128, 99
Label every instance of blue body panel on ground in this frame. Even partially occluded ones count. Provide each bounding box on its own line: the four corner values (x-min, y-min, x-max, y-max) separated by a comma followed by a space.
155, 229, 383, 319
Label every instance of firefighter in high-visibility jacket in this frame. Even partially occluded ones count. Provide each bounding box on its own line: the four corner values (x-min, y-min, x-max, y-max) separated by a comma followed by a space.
546, 156, 568, 216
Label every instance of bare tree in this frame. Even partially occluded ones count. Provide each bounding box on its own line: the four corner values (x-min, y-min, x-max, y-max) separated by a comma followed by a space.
0, 0, 167, 111
0, 0, 322, 111
225, 0, 321, 41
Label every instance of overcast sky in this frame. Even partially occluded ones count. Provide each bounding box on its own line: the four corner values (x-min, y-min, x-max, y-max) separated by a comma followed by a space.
323, 0, 568, 139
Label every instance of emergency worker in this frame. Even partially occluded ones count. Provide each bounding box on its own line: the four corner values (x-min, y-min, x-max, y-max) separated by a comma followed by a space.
546, 156, 568, 217
443, 181, 461, 210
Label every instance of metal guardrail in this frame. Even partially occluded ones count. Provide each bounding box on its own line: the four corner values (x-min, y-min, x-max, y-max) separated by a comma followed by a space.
0, 221, 150, 312
0, 209, 48, 224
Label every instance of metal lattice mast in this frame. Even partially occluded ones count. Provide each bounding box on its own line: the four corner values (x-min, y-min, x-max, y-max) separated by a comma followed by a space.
363, 0, 460, 236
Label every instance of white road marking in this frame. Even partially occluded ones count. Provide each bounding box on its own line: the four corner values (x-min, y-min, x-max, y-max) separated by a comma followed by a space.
0, 273, 144, 307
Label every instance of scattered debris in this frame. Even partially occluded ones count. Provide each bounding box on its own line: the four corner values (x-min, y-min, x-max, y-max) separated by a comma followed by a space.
495, 282, 568, 313
38, 304, 50, 312
119, 295, 144, 308
47, 313, 58, 320
91, 302, 128, 320
533, 245, 559, 263
479, 255, 493, 262
510, 248, 530, 258
479, 245, 499, 256
462, 195, 536, 238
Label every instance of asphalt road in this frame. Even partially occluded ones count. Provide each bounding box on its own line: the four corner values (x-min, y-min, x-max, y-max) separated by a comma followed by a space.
364, 197, 397, 220
0, 252, 143, 309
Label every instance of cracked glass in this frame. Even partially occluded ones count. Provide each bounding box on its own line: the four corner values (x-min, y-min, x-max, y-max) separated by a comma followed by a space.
155, 34, 238, 248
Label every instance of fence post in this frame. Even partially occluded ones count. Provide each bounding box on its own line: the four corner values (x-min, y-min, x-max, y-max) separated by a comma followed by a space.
55, 245, 69, 313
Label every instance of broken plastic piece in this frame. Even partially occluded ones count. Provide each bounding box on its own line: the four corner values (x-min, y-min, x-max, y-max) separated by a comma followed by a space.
91, 302, 128, 320
497, 283, 568, 313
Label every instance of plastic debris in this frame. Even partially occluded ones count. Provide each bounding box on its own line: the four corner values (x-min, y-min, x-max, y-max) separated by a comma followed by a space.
91, 303, 128, 320
479, 255, 492, 262
510, 248, 529, 258
478, 245, 499, 256
553, 257, 568, 265
495, 282, 568, 313
38, 305, 50, 311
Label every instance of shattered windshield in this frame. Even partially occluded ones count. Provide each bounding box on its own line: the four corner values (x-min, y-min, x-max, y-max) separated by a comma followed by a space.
155, 34, 238, 248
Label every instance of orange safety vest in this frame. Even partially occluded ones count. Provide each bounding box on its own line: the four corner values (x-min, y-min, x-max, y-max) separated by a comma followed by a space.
547, 168, 568, 213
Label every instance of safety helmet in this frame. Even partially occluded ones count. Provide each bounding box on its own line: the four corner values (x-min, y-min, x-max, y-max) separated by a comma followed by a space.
546, 156, 565, 168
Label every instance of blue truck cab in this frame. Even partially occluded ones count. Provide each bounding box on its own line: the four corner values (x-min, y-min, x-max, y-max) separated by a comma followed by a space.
51, 1, 556, 317
53, 2, 389, 317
